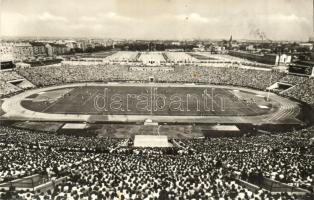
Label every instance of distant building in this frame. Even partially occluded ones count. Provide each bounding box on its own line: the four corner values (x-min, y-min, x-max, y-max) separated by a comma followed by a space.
64, 41, 78, 51
246, 45, 255, 51
299, 43, 313, 50
13, 43, 34, 61
30, 42, 47, 57
171, 41, 181, 46
78, 41, 87, 51
0, 42, 15, 61
228, 50, 291, 65
193, 44, 205, 52
213, 46, 225, 54
86, 43, 96, 49
45, 44, 53, 56
45, 43, 68, 56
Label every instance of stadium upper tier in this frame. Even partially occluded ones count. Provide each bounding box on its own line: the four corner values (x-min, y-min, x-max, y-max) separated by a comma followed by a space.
16, 64, 284, 90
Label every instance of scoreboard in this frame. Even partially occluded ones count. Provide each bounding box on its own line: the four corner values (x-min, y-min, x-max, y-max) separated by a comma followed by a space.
0, 61, 15, 70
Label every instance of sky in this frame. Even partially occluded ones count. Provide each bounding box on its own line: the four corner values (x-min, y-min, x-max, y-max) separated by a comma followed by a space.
0, 0, 313, 40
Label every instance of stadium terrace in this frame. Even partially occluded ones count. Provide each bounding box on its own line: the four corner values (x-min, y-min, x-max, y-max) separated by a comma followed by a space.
0, 51, 313, 200
1, 0, 314, 198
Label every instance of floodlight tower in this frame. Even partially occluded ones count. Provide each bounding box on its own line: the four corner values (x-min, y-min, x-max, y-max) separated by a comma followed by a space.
310, 0, 314, 42
310, 0, 314, 43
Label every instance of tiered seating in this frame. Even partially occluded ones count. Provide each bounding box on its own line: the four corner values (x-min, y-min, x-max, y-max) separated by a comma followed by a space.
17, 63, 314, 106
0, 126, 313, 199
0, 70, 35, 96
279, 75, 314, 105
16, 64, 285, 91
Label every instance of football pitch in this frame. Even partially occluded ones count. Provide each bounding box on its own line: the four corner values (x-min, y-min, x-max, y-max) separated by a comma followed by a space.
21, 85, 279, 116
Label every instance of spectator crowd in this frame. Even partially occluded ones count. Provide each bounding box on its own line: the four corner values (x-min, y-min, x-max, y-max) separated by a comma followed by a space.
14, 63, 314, 105
0, 125, 313, 200
1, 62, 312, 106
0, 71, 34, 97
16, 64, 284, 90
0, 60, 313, 199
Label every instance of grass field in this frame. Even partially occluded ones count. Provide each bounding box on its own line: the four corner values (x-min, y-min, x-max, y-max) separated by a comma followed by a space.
21, 85, 279, 116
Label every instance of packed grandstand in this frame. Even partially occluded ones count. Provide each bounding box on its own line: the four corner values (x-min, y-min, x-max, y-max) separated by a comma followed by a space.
0, 125, 313, 200
13, 63, 314, 105
0, 51, 313, 200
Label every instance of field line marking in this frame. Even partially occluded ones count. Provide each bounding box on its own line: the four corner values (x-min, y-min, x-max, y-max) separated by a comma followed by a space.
40, 93, 70, 113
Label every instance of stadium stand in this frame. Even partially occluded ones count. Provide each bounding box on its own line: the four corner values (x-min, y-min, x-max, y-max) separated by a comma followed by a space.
279, 75, 314, 105
0, 62, 313, 199
15, 64, 284, 90
0, 126, 313, 199
0, 70, 35, 97
12, 63, 313, 106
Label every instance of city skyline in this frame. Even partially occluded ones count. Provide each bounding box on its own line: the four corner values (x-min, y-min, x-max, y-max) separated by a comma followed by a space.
0, 0, 313, 41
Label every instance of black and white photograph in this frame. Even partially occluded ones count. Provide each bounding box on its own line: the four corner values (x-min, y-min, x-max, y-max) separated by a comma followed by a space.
0, 0, 313, 199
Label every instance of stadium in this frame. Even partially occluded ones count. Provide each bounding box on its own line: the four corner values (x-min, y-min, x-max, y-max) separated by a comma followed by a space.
1, 51, 314, 199
1, 52, 312, 129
